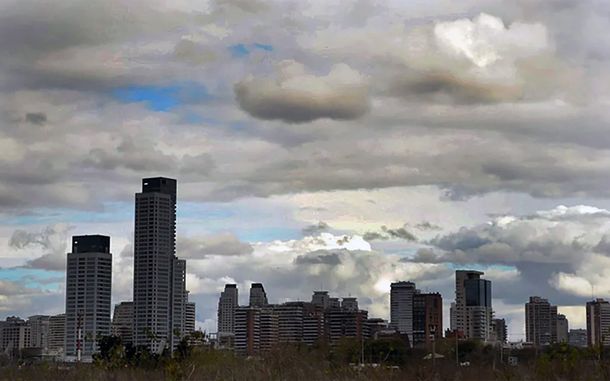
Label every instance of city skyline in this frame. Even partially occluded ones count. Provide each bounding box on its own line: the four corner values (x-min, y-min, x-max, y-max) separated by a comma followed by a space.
2, 0, 610, 346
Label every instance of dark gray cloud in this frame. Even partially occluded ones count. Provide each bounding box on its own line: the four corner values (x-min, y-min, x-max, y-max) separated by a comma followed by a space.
363, 225, 417, 242
234, 61, 369, 123
302, 221, 330, 236
413, 221, 442, 231
24, 112, 46, 125
0, 2, 607, 214
408, 205, 610, 306
389, 71, 523, 105
10, 224, 73, 271
294, 250, 341, 265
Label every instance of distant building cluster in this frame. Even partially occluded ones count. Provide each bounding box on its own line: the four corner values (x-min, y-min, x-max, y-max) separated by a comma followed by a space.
215, 280, 443, 356
0, 177, 196, 362
0, 314, 65, 360
5, 176, 610, 362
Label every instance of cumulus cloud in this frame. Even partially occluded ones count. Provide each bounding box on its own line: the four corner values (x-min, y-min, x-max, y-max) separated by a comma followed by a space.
416, 205, 610, 265
10, 223, 74, 271
234, 60, 369, 123
302, 12, 576, 105
409, 205, 610, 306
178, 232, 253, 258
363, 225, 417, 242
0, 279, 60, 314
186, 232, 450, 322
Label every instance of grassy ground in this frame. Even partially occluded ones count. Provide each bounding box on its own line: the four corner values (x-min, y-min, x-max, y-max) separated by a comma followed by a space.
2, 342, 610, 381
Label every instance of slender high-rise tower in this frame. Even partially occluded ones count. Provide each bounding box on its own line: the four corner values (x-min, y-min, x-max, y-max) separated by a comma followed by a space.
452, 270, 492, 341
65, 235, 112, 360
133, 177, 191, 351
390, 281, 416, 345
218, 284, 238, 337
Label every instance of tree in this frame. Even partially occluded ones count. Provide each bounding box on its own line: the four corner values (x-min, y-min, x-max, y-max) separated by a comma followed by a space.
94, 334, 126, 368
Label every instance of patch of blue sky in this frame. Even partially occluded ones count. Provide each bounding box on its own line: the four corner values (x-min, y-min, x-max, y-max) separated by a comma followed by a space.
238, 226, 302, 243
229, 43, 273, 57
229, 43, 250, 57
178, 201, 302, 242
448, 263, 518, 272
181, 112, 222, 126
178, 202, 237, 221
2, 202, 133, 226
112, 82, 210, 112
0, 268, 63, 291
253, 43, 273, 52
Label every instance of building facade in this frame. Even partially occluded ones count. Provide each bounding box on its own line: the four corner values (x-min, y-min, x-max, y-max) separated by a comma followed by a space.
390, 281, 416, 345
234, 306, 261, 356
525, 296, 558, 346
492, 318, 507, 343
556, 314, 569, 343
48, 314, 66, 353
132, 177, 192, 351
249, 283, 268, 307
586, 298, 610, 347
326, 298, 368, 346
568, 329, 588, 347
451, 270, 493, 341
0, 317, 31, 358
218, 284, 238, 339
413, 292, 443, 348
65, 235, 112, 359
28, 315, 50, 349
185, 302, 196, 335
112, 301, 133, 345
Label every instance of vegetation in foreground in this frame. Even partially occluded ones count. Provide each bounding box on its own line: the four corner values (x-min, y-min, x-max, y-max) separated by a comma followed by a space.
3, 336, 610, 381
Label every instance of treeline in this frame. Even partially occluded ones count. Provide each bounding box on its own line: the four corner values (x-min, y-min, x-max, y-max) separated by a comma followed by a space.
4, 336, 610, 380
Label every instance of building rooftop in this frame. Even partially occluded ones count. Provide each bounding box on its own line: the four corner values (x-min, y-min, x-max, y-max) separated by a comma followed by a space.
72, 235, 110, 253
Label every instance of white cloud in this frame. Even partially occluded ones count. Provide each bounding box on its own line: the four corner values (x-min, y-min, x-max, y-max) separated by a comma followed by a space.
433, 13, 548, 68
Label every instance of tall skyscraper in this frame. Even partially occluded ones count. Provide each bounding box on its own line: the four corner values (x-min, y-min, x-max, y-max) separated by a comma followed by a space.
525, 296, 558, 346
452, 270, 493, 341
112, 302, 133, 345
65, 235, 112, 359
390, 281, 416, 344
133, 177, 192, 351
218, 284, 238, 338
413, 292, 443, 348
249, 283, 268, 307
586, 298, 610, 347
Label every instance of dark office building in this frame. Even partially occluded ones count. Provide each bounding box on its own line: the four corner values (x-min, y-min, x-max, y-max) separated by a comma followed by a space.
133, 177, 192, 352
413, 292, 443, 348
65, 235, 112, 359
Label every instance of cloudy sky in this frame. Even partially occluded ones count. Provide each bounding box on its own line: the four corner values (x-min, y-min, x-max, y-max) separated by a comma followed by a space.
1, 0, 609, 340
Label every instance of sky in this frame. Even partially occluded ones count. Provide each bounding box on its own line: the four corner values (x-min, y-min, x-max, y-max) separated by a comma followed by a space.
1, 0, 610, 341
